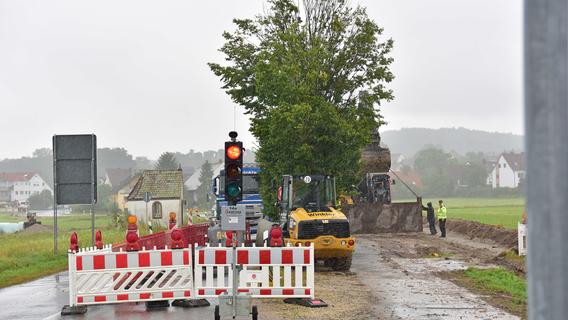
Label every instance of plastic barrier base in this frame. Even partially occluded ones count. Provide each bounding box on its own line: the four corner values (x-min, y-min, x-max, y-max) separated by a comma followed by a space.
61, 305, 88, 315
284, 298, 328, 308
171, 298, 210, 308
145, 300, 170, 310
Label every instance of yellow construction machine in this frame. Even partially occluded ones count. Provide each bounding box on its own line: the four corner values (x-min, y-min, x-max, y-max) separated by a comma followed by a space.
276, 174, 355, 271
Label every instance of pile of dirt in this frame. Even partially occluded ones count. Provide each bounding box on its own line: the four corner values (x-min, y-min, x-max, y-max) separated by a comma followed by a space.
491, 251, 527, 275
20, 223, 52, 234
446, 219, 518, 249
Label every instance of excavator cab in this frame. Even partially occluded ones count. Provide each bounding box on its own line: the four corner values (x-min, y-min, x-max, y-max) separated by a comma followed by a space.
276, 174, 355, 271
280, 175, 337, 214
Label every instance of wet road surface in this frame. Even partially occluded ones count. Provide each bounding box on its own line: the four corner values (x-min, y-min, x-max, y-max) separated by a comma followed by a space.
0, 271, 219, 320
351, 234, 520, 320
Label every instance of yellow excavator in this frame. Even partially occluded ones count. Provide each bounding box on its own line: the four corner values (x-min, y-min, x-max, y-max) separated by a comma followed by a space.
259, 174, 355, 271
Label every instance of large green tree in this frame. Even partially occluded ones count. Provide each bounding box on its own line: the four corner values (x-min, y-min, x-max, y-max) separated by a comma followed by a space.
154, 152, 180, 170
209, 0, 394, 216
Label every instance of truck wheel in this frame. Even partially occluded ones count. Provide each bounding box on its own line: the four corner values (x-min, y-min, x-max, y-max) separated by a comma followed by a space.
331, 256, 352, 271
251, 305, 258, 320
214, 305, 220, 320
324, 258, 335, 268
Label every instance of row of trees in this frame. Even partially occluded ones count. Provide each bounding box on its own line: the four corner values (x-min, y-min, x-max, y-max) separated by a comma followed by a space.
391, 147, 522, 199
210, 0, 394, 216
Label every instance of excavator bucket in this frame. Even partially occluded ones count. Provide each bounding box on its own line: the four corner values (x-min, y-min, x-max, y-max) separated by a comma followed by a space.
343, 200, 423, 233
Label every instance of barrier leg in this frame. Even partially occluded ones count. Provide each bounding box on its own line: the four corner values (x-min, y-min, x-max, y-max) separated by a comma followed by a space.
283, 298, 328, 308
145, 300, 170, 310
61, 305, 88, 316
61, 251, 88, 316
171, 298, 210, 308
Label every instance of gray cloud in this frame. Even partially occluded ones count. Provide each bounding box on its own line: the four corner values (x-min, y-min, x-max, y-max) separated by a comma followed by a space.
0, 0, 523, 159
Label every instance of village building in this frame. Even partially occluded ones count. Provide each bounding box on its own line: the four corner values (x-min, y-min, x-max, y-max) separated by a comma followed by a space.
489, 152, 525, 188
102, 168, 137, 211
102, 168, 133, 191
114, 175, 140, 211
0, 172, 52, 204
126, 169, 184, 227
184, 162, 223, 205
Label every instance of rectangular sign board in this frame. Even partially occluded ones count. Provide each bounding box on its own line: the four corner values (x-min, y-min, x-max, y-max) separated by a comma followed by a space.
221, 205, 246, 231
53, 134, 97, 205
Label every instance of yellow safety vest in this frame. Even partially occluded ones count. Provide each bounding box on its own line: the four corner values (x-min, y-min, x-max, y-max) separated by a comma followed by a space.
437, 206, 447, 219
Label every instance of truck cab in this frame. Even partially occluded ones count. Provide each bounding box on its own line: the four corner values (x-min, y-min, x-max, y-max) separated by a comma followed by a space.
278, 175, 355, 271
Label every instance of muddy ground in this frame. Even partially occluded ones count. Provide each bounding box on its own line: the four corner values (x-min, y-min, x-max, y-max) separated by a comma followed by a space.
259, 230, 524, 319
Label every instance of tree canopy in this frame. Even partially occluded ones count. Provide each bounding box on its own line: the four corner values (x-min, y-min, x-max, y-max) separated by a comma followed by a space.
210, 0, 394, 216
154, 152, 180, 170
196, 160, 214, 209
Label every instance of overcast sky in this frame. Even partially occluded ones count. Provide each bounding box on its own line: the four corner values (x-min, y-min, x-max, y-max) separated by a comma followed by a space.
0, 0, 523, 160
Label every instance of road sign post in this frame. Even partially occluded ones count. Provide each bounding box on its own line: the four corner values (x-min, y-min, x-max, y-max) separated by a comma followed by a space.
218, 205, 253, 319
144, 192, 152, 234
53, 134, 97, 254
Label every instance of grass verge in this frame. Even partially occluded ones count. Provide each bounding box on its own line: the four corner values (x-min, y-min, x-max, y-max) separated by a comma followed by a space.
442, 267, 527, 319
0, 213, 125, 288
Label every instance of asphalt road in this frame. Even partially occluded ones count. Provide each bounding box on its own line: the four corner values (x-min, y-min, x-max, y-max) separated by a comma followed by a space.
0, 271, 220, 320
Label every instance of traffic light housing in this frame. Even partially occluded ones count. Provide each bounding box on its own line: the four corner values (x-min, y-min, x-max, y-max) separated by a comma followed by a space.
224, 140, 243, 205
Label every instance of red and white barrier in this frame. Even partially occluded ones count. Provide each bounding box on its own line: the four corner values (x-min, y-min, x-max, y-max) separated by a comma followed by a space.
67, 246, 193, 306
194, 244, 315, 299
518, 222, 527, 256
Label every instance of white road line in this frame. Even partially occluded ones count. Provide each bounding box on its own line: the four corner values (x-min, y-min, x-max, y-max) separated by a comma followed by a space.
43, 311, 60, 320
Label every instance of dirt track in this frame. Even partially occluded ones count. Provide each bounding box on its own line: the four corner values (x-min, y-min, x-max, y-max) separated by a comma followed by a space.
261, 230, 522, 319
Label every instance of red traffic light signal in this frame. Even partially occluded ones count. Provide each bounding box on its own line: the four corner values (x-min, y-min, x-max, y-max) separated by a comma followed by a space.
226, 145, 241, 160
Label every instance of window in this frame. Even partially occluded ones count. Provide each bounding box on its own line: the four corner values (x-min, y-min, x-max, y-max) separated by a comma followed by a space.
152, 201, 163, 219
243, 174, 260, 193
503, 163, 507, 168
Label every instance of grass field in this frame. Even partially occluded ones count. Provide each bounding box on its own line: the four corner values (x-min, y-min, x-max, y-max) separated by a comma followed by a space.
0, 213, 125, 288
419, 198, 525, 229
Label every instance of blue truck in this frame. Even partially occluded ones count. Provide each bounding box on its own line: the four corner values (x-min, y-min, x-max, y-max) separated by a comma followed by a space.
211, 164, 263, 241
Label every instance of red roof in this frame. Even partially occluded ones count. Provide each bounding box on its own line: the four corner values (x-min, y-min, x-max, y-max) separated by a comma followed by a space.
0, 172, 37, 182
502, 152, 524, 171
389, 171, 423, 188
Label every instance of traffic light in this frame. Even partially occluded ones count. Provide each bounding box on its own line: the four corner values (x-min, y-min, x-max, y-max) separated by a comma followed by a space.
224, 132, 243, 205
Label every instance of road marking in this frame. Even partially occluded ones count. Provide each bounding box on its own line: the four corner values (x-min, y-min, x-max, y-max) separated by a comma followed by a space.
43, 311, 60, 320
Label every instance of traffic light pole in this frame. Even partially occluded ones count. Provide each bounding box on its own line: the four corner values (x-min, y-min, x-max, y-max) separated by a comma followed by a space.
525, 0, 568, 318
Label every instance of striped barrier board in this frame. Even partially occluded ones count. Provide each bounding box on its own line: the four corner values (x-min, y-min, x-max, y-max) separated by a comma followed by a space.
194, 244, 315, 299
68, 247, 193, 306
518, 222, 527, 256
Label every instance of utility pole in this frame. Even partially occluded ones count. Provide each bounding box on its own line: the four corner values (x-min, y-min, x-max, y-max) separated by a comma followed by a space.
525, 0, 568, 318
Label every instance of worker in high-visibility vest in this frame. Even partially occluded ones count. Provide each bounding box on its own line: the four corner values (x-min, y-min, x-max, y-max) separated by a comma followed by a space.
437, 200, 447, 238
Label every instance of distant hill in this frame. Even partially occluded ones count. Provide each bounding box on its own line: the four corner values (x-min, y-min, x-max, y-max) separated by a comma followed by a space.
381, 128, 523, 157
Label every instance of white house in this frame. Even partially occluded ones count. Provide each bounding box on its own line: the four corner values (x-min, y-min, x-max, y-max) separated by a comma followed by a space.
0, 172, 52, 204
126, 169, 184, 227
490, 153, 525, 188
184, 162, 223, 204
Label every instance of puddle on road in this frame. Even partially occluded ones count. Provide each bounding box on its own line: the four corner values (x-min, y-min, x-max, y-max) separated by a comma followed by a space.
393, 258, 468, 274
